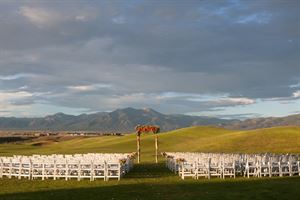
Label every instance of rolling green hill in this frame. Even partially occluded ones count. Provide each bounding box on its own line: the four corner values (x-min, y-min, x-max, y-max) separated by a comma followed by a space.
0, 126, 299, 200
1, 126, 299, 159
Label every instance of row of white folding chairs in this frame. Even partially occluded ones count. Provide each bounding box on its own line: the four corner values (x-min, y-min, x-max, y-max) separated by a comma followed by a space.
23, 153, 134, 162
163, 152, 300, 179
166, 156, 236, 179
0, 153, 135, 181
0, 156, 134, 181
244, 154, 300, 178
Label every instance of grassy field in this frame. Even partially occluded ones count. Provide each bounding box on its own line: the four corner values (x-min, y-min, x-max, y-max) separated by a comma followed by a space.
0, 126, 300, 200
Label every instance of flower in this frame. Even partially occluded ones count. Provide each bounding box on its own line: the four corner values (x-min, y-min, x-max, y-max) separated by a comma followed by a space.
135, 125, 160, 135
119, 158, 127, 164
176, 158, 186, 163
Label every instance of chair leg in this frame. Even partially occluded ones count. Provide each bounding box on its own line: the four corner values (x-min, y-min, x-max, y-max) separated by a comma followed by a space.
234, 169, 236, 179
77, 168, 81, 181
298, 162, 300, 176
42, 166, 45, 181
65, 169, 68, 181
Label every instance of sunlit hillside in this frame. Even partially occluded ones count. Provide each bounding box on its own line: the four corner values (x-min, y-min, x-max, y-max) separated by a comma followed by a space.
1, 126, 299, 160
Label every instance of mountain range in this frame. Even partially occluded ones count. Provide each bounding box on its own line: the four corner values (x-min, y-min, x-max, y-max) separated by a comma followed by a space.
0, 108, 299, 132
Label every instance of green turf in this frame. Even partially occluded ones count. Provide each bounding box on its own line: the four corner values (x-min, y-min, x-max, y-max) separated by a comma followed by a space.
0, 126, 300, 199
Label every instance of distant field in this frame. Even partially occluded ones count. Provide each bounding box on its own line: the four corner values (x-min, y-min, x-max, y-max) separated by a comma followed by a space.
0, 126, 299, 199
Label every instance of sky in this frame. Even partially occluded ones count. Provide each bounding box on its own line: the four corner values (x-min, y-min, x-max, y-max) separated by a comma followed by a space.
0, 0, 299, 119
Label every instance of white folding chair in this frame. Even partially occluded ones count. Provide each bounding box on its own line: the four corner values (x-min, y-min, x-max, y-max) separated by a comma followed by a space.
92, 160, 106, 181
222, 157, 236, 179
31, 159, 44, 180
106, 161, 121, 181
20, 157, 31, 179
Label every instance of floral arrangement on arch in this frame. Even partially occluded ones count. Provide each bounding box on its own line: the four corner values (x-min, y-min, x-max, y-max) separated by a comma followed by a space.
176, 158, 186, 163
119, 158, 127, 164
135, 125, 160, 136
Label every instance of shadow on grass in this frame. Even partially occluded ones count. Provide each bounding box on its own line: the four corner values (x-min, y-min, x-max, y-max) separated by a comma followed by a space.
1, 176, 300, 200
1, 162, 300, 200
126, 162, 173, 179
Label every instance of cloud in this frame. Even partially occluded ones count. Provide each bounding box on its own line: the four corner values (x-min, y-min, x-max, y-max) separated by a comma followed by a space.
293, 91, 300, 98
289, 83, 300, 88
0, 0, 298, 117
112, 16, 126, 24
263, 90, 300, 102
0, 89, 56, 116
0, 89, 49, 105
74, 7, 98, 22
186, 95, 256, 109
235, 12, 272, 24
214, 113, 262, 120
18, 5, 97, 28
0, 90, 33, 101
67, 84, 112, 92
19, 6, 61, 27
0, 90, 33, 116
0, 73, 36, 81
213, 97, 256, 106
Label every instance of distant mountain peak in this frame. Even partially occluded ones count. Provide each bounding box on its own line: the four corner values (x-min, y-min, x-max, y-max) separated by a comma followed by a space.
142, 107, 160, 113
143, 107, 153, 112
53, 112, 66, 116
0, 108, 299, 132
114, 107, 138, 112
45, 112, 63, 117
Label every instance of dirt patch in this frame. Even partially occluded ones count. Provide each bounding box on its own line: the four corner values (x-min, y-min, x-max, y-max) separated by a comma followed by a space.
0, 137, 36, 144
30, 136, 85, 146
31, 141, 54, 146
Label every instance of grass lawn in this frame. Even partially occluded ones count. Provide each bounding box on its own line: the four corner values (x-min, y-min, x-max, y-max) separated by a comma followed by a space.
0, 126, 299, 199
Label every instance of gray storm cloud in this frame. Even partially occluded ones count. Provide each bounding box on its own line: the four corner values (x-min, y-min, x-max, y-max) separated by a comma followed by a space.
0, 0, 299, 116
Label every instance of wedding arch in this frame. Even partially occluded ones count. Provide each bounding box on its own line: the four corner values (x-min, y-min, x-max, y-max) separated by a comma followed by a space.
135, 125, 160, 163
